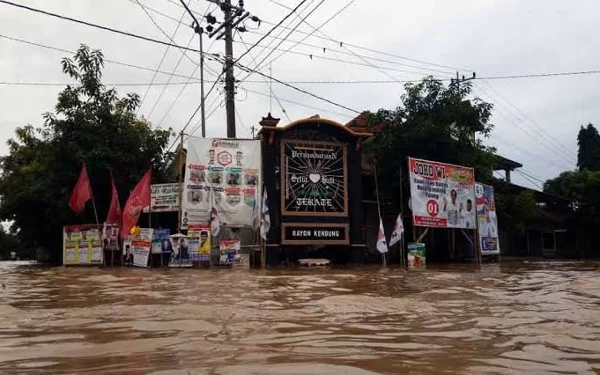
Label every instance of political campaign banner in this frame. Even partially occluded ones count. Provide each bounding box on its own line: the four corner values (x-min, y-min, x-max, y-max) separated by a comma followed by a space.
63, 225, 103, 265
475, 183, 501, 255
168, 234, 193, 268
123, 228, 153, 268
151, 229, 172, 254
143, 183, 180, 213
181, 138, 261, 229
408, 157, 476, 229
407, 243, 426, 270
188, 224, 211, 262
219, 239, 241, 265
102, 223, 120, 251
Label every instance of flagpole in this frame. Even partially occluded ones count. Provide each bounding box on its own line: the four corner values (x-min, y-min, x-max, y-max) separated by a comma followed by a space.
148, 172, 152, 229
399, 165, 405, 269
373, 162, 386, 268
87, 165, 100, 228
177, 131, 184, 233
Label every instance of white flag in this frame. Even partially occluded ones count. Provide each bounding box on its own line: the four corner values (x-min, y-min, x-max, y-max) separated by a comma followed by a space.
210, 187, 220, 237
260, 188, 271, 240
389, 213, 404, 247
376, 218, 388, 254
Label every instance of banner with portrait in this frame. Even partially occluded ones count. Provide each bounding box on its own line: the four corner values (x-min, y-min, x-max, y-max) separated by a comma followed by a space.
168, 234, 193, 267
63, 225, 103, 265
123, 228, 153, 268
102, 223, 120, 251
151, 229, 172, 254
188, 224, 211, 262
475, 183, 501, 255
181, 138, 261, 229
408, 158, 476, 229
219, 239, 241, 265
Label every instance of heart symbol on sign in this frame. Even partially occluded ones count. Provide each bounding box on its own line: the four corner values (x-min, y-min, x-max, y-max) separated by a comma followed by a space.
308, 173, 321, 183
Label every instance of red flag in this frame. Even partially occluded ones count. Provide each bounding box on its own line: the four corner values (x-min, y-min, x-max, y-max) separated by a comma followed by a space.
106, 169, 121, 225
120, 169, 151, 238
68, 162, 92, 215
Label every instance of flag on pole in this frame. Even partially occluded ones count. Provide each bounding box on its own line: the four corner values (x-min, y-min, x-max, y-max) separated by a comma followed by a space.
260, 188, 270, 240
120, 169, 151, 238
106, 169, 121, 225
376, 217, 388, 253
389, 213, 404, 247
210, 186, 220, 236
68, 162, 93, 215
251, 190, 260, 232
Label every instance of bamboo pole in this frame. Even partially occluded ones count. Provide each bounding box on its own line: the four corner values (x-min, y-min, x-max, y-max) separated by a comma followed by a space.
177, 132, 184, 233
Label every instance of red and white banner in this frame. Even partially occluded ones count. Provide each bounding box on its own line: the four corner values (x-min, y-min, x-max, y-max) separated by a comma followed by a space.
408, 157, 476, 229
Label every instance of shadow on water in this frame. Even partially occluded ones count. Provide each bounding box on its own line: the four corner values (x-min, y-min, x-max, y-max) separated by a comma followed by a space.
0, 260, 599, 374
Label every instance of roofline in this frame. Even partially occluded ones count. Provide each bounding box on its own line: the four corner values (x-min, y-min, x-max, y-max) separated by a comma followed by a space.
258, 117, 372, 138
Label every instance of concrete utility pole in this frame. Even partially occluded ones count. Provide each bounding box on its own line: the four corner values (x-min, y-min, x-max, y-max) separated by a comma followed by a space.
224, 0, 236, 139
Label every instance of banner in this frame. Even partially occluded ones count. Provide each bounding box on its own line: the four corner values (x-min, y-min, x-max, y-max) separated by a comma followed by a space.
475, 183, 501, 255
181, 138, 261, 229
281, 140, 348, 216
102, 223, 119, 251
143, 183, 180, 213
407, 243, 426, 270
408, 157, 476, 229
188, 224, 211, 262
125, 228, 153, 268
151, 229, 171, 254
219, 239, 241, 265
63, 225, 103, 265
168, 234, 193, 267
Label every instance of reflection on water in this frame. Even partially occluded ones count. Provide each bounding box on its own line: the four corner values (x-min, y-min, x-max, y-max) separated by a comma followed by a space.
0, 260, 599, 374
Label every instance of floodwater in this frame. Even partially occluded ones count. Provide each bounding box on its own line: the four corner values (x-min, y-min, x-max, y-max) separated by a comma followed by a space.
0, 261, 600, 374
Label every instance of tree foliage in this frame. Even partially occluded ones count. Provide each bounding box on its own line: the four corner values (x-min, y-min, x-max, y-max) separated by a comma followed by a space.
0, 45, 174, 262
364, 77, 496, 203
577, 123, 600, 171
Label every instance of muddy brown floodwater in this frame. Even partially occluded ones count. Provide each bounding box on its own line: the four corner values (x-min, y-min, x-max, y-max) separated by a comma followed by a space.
1, 261, 600, 374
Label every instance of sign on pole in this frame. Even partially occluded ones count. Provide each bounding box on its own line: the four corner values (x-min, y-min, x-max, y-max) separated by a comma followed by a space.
408, 157, 476, 229
143, 183, 180, 213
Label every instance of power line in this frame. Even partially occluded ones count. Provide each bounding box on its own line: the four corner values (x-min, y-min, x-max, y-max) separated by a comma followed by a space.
135, 0, 190, 114
0, 81, 198, 87
515, 170, 544, 191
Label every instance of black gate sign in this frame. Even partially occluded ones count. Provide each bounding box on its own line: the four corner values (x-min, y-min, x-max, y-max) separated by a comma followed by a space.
281, 140, 348, 216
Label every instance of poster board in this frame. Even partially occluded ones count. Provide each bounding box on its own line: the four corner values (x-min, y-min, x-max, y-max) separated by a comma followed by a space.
63, 225, 103, 265
408, 157, 476, 229
188, 224, 211, 262
143, 183, 180, 213
168, 234, 193, 268
151, 229, 171, 254
181, 138, 261, 229
475, 183, 501, 255
102, 224, 120, 251
407, 243, 426, 270
123, 228, 153, 268
219, 239, 241, 265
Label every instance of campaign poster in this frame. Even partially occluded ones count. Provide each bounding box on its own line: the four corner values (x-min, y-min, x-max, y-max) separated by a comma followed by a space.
102, 224, 120, 251
123, 228, 153, 268
219, 239, 241, 265
188, 224, 211, 262
151, 229, 172, 254
63, 225, 103, 266
168, 234, 193, 268
475, 183, 501, 255
280, 140, 348, 217
407, 243, 426, 270
181, 138, 261, 229
143, 183, 180, 213
408, 157, 476, 229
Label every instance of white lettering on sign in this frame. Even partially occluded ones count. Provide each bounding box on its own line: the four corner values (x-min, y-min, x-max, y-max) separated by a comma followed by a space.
290, 229, 341, 238
295, 198, 333, 207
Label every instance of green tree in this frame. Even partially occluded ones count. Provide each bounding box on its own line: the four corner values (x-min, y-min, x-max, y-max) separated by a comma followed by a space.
364, 77, 496, 205
577, 123, 600, 170
0, 45, 174, 263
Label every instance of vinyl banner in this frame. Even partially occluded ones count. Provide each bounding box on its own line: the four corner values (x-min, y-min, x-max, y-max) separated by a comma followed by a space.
143, 183, 180, 213
181, 138, 261, 229
151, 229, 171, 254
188, 224, 211, 262
63, 225, 103, 265
408, 157, 476, 229
128, 228, 153, 268
219, 239, 241, 265
475, 183, 501, 255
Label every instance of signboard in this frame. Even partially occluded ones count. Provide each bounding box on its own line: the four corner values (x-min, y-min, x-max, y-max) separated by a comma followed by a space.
125, 228, 153, 268
407, 243, 426, 270
63, 225, 103, 265
151, 229, 171, 254
408, 157, 476, 229
181, 138, 261, 229
168, 234, 193, 267
102, 223, 119, 250
475, 183, 501, 255
281, 140, 348, 216
188, 224, 211, 262
219, 239, 241, 265
281, 223, 349, 245
143, 183, 180, 213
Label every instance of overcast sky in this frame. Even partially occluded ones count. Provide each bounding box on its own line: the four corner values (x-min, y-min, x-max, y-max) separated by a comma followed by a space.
1, 0, 599, 190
